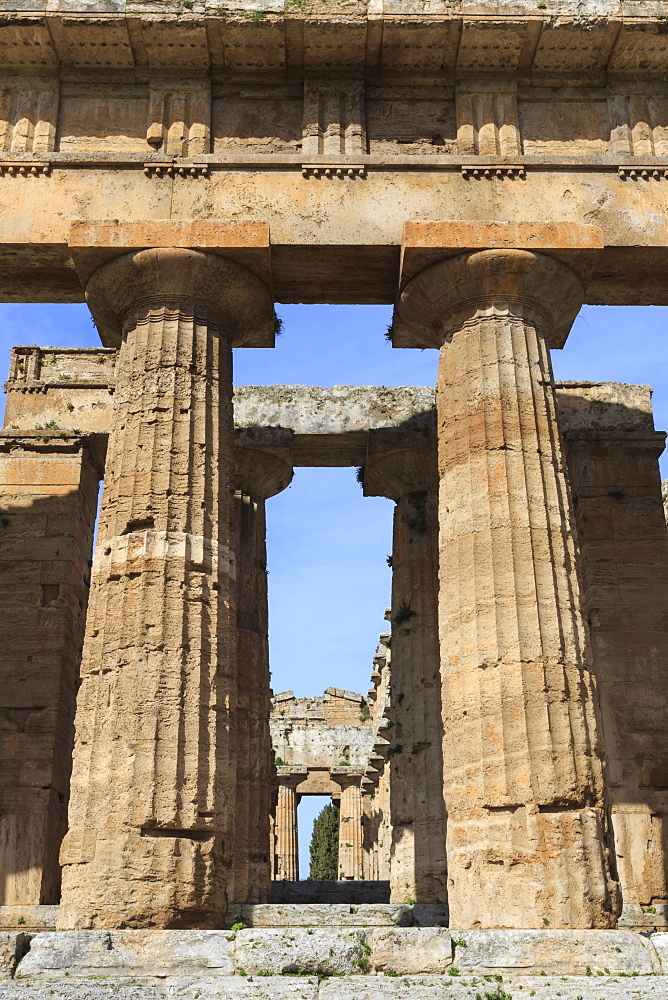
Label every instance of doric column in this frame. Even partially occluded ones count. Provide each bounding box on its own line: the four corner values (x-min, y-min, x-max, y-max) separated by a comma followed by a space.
231, 428, 293, 904
274, 776, 300, 881
395, 248, 621, 929
334, 772, 364, 880
363, 428, 447, 905
58, 248, 275, 929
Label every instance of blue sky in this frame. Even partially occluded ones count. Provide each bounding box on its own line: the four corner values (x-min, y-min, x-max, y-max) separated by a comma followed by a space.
0, 301, 666, 701
1, 301, 666, 875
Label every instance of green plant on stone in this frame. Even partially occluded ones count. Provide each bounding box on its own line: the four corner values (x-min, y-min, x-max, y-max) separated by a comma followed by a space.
448, 966, 459, 976
231, 922, 246, 931
392, 600, 416, 626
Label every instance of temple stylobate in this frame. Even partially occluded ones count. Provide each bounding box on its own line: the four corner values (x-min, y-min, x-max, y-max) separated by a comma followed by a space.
1, 0, 668, 989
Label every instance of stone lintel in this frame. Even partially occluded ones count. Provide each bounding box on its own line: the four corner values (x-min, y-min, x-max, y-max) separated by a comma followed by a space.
68, 220, 272, 294
3, 374, 661, 463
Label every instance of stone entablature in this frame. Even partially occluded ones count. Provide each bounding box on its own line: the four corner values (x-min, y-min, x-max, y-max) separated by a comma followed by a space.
269, 688, 374, 798
5, 349, 656, 448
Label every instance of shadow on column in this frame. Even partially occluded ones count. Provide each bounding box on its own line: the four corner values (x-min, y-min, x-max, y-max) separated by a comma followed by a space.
0, 435, 102, 912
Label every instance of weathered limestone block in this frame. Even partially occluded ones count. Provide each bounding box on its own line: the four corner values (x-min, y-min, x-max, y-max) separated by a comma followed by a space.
226, 904, 446, 927
559, 383, 668, 918
231, 428, 293, 905
0, 933, 29, 980
0, 907, 57, 931
395, 249, 621, 929
318, 976, 668, 1000
0, 982, 322, 1000
364, 427, 446, 906
234, 928, 368, 977
370, 928, 454, 975
453, 929, 658, 977
57, 248, 274, 930
0, 435, 101, 906
16, 931, 235, 979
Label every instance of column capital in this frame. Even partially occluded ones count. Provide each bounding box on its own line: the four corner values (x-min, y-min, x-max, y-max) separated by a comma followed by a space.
275, 767, 307, 790
234, 427, 293, 500
393, 249, 584, 351
330, 769, 364, 789
84, 247, 276, 349
362, 426, 437, 501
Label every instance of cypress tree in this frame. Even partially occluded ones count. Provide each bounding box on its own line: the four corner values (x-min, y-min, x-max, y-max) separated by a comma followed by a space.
308, 802, 340, 880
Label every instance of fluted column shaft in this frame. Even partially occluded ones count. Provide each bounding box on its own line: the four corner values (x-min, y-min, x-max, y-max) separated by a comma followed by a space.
363, 428, 447, 905
396, 249, 620, 929
232, 492, 271, 903
231, 430, 293, 904
337, 777, 364, 880
275, 782, 299, 881
389, 489, 446, 904
58, 248, 274, 929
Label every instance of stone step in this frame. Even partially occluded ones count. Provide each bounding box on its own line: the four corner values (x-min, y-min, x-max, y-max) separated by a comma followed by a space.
227, 904, 447, 928
0, 908, 58, 933
1, 975, 668, 999
4, 927, 667, 982
270, 881, 390, 904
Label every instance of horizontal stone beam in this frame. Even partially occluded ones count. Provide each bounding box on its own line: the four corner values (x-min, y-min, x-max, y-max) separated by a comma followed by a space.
4, 177, 668, 304
3, 349, 660, 461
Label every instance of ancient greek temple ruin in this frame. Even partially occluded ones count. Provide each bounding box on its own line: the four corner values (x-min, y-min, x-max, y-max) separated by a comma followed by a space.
2, 0, 668, 992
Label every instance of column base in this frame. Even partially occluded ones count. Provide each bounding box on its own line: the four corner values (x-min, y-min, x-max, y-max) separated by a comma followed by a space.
447, 806, 620, 929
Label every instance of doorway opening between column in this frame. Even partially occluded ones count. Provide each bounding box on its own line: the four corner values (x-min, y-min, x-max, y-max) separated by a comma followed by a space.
264, 466, 393, 903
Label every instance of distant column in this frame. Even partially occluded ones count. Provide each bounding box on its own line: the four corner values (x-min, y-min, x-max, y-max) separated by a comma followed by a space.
363, 428, 446, 905
275, 778, 300, 881
231, 428, 293, 904
560, 387, 668, 922
0, 434, 101, 906
395, 248, 621, 928
334, 773, 364, 880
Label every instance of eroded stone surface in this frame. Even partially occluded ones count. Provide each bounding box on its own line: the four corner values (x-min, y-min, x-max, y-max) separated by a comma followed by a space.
233, 929, 368, 977
370, 928, 454, 975
454, 929, 658, 977
16, 931, 235, 979
0, 933, 29, 980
